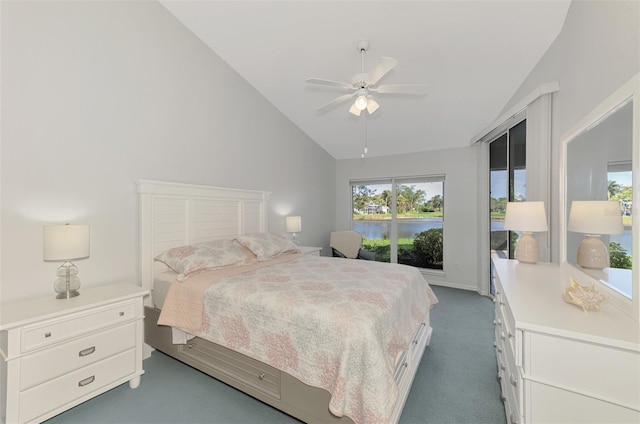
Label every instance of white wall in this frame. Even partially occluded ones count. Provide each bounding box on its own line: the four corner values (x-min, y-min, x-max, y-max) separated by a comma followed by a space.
335, 145, 480, 291
500, 0, 640, 262
0, 1, 336, 302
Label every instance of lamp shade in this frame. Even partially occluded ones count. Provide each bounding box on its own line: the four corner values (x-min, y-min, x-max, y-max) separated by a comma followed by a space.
366, 97, 379, 114
503, 201, 548, 232
567, 201, 624, 235
43, 224, 90, 261
285, 216, 302, 233
354, 95, 368, 111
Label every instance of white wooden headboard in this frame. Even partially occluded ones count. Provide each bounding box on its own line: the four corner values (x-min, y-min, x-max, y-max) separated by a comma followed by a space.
137, 180, 270, 305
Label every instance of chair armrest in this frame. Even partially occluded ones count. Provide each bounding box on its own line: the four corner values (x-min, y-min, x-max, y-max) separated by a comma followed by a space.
357, 249, 376, 261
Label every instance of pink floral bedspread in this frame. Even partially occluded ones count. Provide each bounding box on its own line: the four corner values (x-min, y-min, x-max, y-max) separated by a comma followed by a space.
168, 255, 437, 424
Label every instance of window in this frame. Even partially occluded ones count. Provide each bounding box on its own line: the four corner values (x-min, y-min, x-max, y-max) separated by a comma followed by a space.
351, 176, 445, 269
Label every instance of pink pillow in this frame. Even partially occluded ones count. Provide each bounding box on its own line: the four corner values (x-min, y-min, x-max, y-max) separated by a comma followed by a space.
155, 239, 254, 281
235, 232, 300, 261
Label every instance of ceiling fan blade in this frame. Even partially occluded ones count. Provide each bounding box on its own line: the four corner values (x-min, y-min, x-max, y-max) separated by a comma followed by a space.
373, 84, 428, 95
366, 57, 398, 86
317, 92, 356, 112
306, 78, 352, 90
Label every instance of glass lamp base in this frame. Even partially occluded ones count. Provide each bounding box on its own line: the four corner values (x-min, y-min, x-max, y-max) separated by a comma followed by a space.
54, 261, 81, 299
56, 290, 80, 299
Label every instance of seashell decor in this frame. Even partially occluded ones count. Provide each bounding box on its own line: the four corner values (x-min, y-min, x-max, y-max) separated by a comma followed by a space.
562, 278, 609, 313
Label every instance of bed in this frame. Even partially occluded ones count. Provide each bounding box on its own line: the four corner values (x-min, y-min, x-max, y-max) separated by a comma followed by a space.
138, 180, 437, 424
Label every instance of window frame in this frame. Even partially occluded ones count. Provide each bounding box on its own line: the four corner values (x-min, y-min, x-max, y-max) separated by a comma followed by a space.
350, 174, 445, 270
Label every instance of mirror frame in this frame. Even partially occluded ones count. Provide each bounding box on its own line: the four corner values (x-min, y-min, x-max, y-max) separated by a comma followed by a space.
560, 73, 639, 322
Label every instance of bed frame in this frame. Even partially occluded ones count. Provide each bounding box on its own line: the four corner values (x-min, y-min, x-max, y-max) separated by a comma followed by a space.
138, 180, 432, 424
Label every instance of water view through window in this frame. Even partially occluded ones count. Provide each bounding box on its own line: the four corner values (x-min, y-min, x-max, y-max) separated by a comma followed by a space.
608, 166, 633, 269
352, 178, 445, 269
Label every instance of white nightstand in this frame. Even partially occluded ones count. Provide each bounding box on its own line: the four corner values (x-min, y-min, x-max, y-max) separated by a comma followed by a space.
299, 246, 322, 256
0, 283, 148, 424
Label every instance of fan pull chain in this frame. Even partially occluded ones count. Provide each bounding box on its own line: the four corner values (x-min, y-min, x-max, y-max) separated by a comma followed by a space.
361, 115, 368, 158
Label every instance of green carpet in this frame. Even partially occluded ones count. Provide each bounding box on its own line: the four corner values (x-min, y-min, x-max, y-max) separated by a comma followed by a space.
45, 286, 505, 424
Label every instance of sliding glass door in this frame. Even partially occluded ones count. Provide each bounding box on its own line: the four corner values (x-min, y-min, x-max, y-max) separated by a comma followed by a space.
489, 119, 526, 259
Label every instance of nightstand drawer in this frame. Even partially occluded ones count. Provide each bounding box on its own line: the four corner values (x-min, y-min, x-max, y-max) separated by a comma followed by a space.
21, 301, 136, 352
19, 349, 136, 423
20, 322, 137, 390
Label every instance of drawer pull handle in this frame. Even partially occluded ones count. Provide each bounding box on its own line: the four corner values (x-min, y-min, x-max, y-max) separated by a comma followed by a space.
497, 347, 503, 354
258, 373, 265, 380
45, 332, 52, 338
119, 311, 125, 317
500, 331, 506, 341
510, 413, 519, 424
79, 346, 96, 357
510, 373, 518, 387
78, 376, 95, 387
508, 332, 514, 339
187, 343, 194, 349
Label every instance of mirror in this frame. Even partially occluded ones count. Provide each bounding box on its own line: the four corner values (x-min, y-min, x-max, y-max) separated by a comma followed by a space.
562, 73, 638, 322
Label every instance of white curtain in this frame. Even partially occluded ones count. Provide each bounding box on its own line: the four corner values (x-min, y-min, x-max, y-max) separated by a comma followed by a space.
525, 93, 553, 262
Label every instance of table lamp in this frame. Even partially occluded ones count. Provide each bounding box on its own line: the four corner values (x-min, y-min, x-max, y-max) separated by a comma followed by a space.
567, 200, 623, 269
43, 224, 90, 299
285, 216, 301, 245
503, 201, 548, 264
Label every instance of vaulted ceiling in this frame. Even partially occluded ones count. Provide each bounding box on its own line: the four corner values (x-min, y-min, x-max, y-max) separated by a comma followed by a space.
160, 1, 571, 160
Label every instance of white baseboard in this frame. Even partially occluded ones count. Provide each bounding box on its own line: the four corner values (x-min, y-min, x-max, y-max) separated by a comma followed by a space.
426, 280, 477, 291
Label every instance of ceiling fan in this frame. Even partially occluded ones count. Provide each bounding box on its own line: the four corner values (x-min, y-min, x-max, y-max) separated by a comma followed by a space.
306, 40, 428, 116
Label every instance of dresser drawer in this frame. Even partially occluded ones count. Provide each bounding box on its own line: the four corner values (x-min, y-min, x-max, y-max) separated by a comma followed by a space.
505, 380, 521, 424
21, 301, 136, 353
19, 349, 136, 423
20, 322, 136, 390
503, 343, 521, 418
527, 332, 640, 409
502, 299, 516, 351
180, 337, 281, 400
528, 381, 640, 424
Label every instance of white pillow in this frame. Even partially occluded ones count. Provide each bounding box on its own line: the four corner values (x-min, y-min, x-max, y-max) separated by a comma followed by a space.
155, 239, 254, 281
235, 232, 300, 261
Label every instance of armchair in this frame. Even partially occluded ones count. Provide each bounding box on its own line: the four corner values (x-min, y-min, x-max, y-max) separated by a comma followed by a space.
329, 231, 376, 261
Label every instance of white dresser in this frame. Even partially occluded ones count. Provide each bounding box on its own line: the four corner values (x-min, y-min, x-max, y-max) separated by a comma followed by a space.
492, 258, 640, 424
0, 283, 148, 424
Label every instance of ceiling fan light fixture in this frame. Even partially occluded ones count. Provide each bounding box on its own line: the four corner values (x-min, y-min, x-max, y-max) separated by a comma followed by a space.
366, 97, 379, 114
349, 103, 361, 116
354, 94, 368, 111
